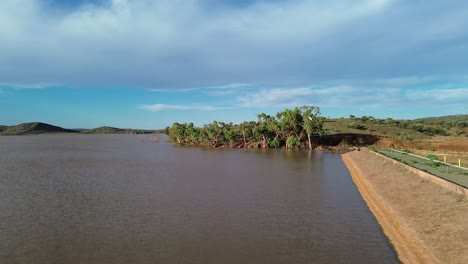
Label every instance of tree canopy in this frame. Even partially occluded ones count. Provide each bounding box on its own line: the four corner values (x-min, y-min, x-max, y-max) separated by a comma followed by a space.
165, 105, 325, 149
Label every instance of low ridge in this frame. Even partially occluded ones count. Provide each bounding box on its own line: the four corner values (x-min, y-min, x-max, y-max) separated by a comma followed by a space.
1, 122, 78, 135
82, 126, 128, 134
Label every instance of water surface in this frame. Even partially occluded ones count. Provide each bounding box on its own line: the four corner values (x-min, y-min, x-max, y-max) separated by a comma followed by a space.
0, 134, 398, 263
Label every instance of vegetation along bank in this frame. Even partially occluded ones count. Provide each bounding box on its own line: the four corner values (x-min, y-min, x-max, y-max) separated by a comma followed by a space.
164, 106, 468, 151
165, 105, 331, 149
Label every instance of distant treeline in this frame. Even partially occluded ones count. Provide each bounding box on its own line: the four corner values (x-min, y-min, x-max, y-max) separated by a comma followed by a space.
347, 115, 468, 136
164, 106, 325, 149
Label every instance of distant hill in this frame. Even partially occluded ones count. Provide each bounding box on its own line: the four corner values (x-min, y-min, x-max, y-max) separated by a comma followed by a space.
325, 114, 467, 141
414, 115, 468, 123
0, 123, 156, 135
81, 126, 154, 134
0, 122, 78, 135
81, 126, 129, 134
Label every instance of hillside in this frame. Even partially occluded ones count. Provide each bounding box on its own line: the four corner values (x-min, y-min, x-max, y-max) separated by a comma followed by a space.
415, 114, 468, 123
81, 126, 154, 134
323, 115, 468, 141
82, 126, 127, 134
0, 122, 78, 135
0, 123, 155, 135
323, 115, 468, 165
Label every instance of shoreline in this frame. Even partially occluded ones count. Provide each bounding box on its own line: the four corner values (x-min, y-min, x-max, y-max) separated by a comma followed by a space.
342, 149, 468, 264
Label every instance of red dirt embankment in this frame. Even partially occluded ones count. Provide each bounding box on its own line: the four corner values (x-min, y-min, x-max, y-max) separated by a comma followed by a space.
376, 136, 468, 165
342, 150, 468, 264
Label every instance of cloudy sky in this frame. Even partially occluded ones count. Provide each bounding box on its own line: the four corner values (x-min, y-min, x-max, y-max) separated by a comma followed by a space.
1, 0, 467, 129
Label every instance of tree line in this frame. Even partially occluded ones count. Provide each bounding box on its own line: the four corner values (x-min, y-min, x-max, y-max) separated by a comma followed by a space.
164, 106, 325, 149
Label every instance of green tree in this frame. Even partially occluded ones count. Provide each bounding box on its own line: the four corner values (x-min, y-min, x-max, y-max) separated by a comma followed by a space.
286, 135, 300, 149
168, 122, 186, 144
205, 121, 224, 146
166, 105, 324, 149
301, 105, 323, 149
254, 113, 273, 148
238, 121, 254, 146
269, 136, 281, 148
276, 108, 303, 139
223, 123, 237, 145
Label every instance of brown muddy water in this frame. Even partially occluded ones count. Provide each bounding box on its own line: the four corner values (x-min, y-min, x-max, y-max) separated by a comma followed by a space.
0, 134, 398, 264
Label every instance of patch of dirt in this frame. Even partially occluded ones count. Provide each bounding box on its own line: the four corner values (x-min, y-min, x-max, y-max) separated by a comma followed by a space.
416, 136, 468, 152
377, 138, 408, 149
343, 150, 468, 264
319, 133, 380, 147
409, 136, 468, 165
372, 136, 468, 165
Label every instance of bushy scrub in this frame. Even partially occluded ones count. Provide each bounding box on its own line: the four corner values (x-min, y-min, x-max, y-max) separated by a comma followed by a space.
347, 122, 366, 130
269, 136, 281, 148
286, 135, 301, 149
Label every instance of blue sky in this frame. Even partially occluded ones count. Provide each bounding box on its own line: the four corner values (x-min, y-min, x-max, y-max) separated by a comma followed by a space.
1, 0, 467, 129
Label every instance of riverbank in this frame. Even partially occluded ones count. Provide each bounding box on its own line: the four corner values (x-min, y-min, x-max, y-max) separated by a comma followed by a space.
342, 149, 468, 264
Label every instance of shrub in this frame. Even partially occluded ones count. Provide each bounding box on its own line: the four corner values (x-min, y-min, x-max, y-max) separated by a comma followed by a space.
456, 121, 467, 128
269, 137, 281, 148
286, 135, 301, 149
425, 162, 441, 168
347, 122, 366, 130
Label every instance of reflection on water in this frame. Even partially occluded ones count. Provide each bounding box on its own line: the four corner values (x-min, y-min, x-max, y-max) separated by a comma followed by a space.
0, 134, 398, 264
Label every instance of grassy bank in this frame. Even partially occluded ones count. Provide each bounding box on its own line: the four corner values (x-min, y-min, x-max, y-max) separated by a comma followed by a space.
372, 148, 468, 188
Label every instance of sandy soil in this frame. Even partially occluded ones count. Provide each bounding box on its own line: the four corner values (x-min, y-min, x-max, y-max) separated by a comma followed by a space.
342, 149, 468, 264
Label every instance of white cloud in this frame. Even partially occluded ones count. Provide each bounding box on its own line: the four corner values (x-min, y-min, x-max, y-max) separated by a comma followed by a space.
235, 86, 468, 109
0, 82, 60, 89
147, 88, 199, 93
404, 88, 468, 102
148, 82, 252, 93
0, 0, 399, 88
208, 83, 253, 89
205, 89, 238, 96
1, 0, 467, 90
237, 88, 315, 107
139, 103, 226, 112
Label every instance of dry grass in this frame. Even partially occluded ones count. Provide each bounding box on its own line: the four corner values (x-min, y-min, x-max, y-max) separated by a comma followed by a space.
323, 118, 430, 140
325, 118, 468, 165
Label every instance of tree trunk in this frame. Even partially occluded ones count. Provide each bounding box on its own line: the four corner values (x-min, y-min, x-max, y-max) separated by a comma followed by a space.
307, 133, 312, 149
242, 131, 246, 146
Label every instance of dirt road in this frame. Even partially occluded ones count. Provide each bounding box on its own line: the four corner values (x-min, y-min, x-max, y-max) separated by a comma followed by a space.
342, 149, 468, 264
